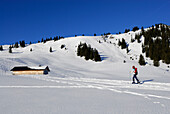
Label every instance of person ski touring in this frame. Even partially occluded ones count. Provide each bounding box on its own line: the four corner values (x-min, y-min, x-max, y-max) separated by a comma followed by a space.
131, 66, 140, 84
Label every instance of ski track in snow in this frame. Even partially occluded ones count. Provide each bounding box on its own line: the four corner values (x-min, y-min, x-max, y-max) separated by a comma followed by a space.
30, 75, 170, 107
1, 74, 170, 108
1, 75, 170, 104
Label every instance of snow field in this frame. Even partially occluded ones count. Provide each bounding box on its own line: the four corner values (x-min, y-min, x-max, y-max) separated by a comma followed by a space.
0, 32, 170, 114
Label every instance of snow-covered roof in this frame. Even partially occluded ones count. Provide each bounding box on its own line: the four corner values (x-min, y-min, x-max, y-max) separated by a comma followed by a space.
11, 66, 50, 71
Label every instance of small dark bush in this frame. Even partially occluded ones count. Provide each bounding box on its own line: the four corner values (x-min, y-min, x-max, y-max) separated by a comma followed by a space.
61, 44, 65, 49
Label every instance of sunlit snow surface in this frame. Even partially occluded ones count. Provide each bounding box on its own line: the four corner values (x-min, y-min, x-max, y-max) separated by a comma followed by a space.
0, 32, 170, 114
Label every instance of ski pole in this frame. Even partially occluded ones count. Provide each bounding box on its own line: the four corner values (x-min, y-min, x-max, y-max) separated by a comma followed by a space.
129, 71, 131, 84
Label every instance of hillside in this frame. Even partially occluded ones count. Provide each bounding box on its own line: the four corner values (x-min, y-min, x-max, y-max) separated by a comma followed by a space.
0, 25, 170, 114
1, 25, 169, 78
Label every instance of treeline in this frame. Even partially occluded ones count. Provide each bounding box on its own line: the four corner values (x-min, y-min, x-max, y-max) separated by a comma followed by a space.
3, 35, 65, 53
124, 26, 139, 33
7, 36, 64, 49
118, 24, 170, 66
10, 40, 26, 48
39, 36, 64, 43
118, 38, 130, 54
77, 42, 101, 62
142, 24, 170, 65
1, 40, 27, 53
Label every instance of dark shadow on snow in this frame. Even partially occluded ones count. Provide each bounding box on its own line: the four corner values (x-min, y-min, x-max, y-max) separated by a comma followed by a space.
100, 55, 108, 61
141, 79, 154, 84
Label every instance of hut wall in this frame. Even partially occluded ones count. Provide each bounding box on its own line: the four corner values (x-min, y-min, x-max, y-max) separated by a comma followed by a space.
12, 70, 44, 75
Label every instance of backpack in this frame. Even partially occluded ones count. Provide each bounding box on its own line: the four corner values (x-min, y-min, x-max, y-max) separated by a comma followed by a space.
135, 68, 138, 75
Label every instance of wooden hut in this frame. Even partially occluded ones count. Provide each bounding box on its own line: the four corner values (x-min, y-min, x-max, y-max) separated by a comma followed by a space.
10, 66, 50, 75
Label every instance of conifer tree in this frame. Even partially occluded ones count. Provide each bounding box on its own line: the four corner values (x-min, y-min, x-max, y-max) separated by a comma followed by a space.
41, 38, 44, 43
132, 26, 139, 32
164, 54, 170, 64
85, 49, 90, 60
94, 49, 101, 62
77, 42, 101, 62
9, 46, 12, 53
14, 42, 19, 48
145, 47, 149, 57
20, 40, 25, 47
121, 38, 126, 49
50, 47, 52, 52
77, 45, 81, 56
54, 36, 59, 41
118, 39, 121, 46
139, 54, 146, 65
141, 24, 170, 65
155, 24, 159, 29
124, 29, 130, 33
0, 45, 3, 51
141, 26, 144, 34
89, 48, 94, 60
153, 60, 160, 67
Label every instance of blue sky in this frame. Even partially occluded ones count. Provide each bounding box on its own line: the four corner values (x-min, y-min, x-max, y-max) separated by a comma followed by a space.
0, 0, 170, 45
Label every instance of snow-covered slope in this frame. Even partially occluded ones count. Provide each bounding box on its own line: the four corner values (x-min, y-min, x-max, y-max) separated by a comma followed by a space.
0, 31, 170, 114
